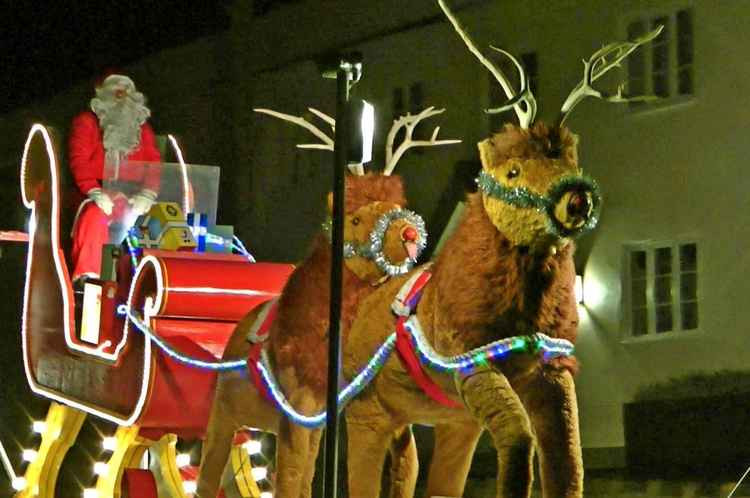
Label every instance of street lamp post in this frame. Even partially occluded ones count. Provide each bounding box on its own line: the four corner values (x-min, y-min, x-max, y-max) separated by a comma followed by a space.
323, 54, 365, 498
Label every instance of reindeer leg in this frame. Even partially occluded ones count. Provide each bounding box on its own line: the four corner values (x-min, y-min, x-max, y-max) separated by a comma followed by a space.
346, 416, 394, 498
520, 368, 583, 498
425, 421, 483, 498
387, 425, 419, 498
197, 370, 253, 498
457, 369, 535, 498
276, 416, 316, 498
299, 428, 323, 498
269, 365, 323, 498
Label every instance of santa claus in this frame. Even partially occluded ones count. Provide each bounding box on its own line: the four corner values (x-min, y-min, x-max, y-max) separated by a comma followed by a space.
68, 74, 161, 282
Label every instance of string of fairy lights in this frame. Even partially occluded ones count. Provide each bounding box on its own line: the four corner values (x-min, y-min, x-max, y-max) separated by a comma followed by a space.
123, 304, 574, 429
9, 193, 575, 495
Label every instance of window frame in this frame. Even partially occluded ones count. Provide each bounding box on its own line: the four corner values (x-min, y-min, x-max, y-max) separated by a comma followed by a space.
621, 238, 702, 342
621, 4, 696, 113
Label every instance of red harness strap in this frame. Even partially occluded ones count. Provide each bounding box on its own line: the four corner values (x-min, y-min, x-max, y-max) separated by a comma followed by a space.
246, 271, 461, 410
392, 270, 462, 409
246, 299, 280, 404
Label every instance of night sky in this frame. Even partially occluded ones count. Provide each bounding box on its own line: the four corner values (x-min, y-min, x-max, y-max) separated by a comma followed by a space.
1, 1, 231, 113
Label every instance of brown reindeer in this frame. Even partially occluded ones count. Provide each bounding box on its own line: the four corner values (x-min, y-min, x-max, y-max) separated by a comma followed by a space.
196, 107, 459, 498
337, 2, 663, 498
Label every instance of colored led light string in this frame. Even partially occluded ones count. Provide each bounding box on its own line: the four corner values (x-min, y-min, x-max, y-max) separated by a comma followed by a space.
125, 227, 141, 271
121, 304, 573, 427
255, 337, 397, 428
404, 316, 573, 375
121, 305, 246, 371
232, 235, 257, 263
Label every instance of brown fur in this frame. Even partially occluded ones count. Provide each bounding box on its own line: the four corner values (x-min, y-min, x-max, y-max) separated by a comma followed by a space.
430, 193, 579, 366
342, 173, 407, 213
270, 234, 372, 394
271, 174, 408, 396
342, 122, 588, 498
197, 173, 420, 498
482, 122, 579, 166
478, 124, 582, 251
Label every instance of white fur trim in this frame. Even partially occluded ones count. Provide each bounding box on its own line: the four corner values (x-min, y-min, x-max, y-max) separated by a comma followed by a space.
391, 268, 430, 317
247, 298, 279, 344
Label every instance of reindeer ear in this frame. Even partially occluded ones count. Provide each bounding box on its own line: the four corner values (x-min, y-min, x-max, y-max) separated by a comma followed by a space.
477, 139, 494, 171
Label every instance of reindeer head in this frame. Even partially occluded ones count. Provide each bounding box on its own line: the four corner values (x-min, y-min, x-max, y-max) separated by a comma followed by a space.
477, 122, 599, 251
439, 0, 661, 251
326, 174, 426, 284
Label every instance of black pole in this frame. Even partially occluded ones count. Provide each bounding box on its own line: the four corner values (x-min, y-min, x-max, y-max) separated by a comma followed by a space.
323, 63, 350, 498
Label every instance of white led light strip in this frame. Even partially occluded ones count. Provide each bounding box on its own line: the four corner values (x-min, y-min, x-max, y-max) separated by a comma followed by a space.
20, 124, 153, 425
165, 286, 278, 297
167, 134, 191, 217
0, 439, 19, 486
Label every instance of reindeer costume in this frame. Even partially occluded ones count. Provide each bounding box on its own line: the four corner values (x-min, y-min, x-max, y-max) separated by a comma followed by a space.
336, 2, 663, 498
197, 107, 459, 498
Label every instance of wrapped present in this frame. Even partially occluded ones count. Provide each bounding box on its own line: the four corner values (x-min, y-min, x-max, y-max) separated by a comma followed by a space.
135, 202, 197, 251
187, 212, 208, 252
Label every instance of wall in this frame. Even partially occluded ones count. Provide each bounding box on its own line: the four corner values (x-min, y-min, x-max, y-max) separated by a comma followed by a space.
229, 0, 750, 461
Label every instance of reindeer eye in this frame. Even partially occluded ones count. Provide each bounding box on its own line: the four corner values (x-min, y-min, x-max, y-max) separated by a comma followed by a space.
507, 167, 520, 179
351, 217, 360, 226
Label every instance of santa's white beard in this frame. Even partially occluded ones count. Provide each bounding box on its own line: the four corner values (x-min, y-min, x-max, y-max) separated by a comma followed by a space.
91, 95, 151, 164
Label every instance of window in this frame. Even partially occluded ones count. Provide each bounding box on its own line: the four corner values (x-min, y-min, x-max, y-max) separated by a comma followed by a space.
392, 87, 405, 121
624, 241, 699, 337
392, 82, 427, 147
408, 82, 424, 114
626, 8, 694, 105
488, 51, 538, 133
391, 83, 425, 120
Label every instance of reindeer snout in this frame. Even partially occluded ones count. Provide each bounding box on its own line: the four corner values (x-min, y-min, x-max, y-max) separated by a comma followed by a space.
401, 226, 418, 242
567, 191, 592, 220
401, 225, 420, 262
549, 178, 600, 236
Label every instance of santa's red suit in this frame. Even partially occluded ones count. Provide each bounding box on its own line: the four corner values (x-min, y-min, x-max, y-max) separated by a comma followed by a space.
69, 110, 161, 280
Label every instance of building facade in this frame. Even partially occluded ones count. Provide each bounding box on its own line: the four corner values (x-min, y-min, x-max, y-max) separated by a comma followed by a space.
229, 0, 750, 468
2, 0, 747, 474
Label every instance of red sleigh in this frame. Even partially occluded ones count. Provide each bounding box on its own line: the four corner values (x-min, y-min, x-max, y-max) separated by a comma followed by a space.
17, 124, 292, 497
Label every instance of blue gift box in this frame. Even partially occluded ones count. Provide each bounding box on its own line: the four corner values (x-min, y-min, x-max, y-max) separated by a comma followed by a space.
187, 212, 208, 252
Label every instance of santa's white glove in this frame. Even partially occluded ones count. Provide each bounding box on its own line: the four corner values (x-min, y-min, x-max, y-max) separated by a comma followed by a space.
87, 188, 113, 216
129, 189, 157, 215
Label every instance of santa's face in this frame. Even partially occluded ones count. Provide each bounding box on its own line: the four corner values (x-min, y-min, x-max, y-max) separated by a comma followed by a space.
90, 75, 151, 163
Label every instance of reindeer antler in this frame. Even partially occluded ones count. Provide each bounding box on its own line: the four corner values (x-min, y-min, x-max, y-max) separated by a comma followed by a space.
383, 107, 461, 176
254, 107, 335, 151
559, 25, 663, 125
438, 0, 537, 129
